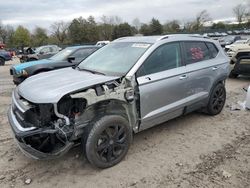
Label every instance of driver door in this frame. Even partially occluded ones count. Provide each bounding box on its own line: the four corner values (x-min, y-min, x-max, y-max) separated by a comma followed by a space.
136, 42, 189, 131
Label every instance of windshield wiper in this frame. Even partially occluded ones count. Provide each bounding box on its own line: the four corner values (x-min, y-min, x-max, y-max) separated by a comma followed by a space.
76, 67, 106, 75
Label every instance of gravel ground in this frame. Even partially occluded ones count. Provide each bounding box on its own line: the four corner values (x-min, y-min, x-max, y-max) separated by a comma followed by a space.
0, 59, 250, 188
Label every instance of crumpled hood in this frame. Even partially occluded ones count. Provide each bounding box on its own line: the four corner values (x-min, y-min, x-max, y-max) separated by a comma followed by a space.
18, 68, 119, 103
13, 59, 52, 74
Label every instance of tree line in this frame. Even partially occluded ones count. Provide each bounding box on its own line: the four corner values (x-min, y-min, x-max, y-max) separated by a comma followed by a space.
0, 3, 249, 49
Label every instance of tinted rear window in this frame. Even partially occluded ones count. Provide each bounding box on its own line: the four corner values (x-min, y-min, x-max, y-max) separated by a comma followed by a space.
183, 42, 211, 64
206, 42, 219, 58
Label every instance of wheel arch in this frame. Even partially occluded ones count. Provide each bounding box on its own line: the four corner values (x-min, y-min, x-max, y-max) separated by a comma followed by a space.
75, 98, 137, 134
205, 75, 227, 105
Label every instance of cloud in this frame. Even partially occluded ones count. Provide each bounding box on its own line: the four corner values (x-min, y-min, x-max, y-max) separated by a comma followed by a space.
0, 0, 247, 31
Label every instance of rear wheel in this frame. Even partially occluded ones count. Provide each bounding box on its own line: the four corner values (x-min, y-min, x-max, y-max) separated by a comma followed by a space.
206, 83, 226, 116
84, 115, 132, 168
0, 57, 5, 66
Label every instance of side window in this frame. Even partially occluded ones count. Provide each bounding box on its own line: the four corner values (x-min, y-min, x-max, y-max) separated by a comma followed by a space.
137, 42, 182, 76
71, 48, 96, 63
183, 42, 210, 64
206, 42, 219, 58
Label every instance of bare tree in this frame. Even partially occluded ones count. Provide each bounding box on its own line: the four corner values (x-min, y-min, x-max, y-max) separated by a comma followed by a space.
99, 15, 114, 40
50, 21, 69, 44
132, 18, 142, 32
0, 23, 14, 45
163, 20, 181, 33
100, 15, 122, 25
192, 10, 211, 31
233, 4, 247, 23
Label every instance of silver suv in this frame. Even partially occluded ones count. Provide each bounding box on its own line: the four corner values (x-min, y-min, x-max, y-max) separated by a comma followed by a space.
8, 35, 230, 168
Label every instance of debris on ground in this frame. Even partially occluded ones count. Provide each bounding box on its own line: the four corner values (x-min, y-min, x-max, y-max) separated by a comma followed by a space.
176, 162, 184, 167
129, 181, 138, 187
229, 104, 241, 111
0, 175, 6, 180
24, 178, 32, 185
222, 170, 232, 179
75, 154, 80, 159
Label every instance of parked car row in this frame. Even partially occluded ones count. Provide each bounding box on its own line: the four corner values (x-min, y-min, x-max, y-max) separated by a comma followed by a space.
221, 37, 250, 78
18, 45, 62, 63
229, 52, 250, 78
7, 35, 230, 168
208, 35, 242, 47
204, 29, 250, 37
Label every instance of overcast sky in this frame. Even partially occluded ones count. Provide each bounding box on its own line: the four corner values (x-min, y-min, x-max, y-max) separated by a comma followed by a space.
0, 0, 248, 32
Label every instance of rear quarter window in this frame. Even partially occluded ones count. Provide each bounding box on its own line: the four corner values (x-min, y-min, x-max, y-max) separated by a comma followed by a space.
206, 42, 219, 58
183, 41, 211, 64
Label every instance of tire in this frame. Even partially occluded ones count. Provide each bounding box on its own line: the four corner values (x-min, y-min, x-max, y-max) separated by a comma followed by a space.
229, 70, 238, 78
0, 57, 5, 66
84, 115, 132, 169
206, 83, 226, 116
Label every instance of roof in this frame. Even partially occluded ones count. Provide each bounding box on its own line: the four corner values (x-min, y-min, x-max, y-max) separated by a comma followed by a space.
113, 34, 211, 44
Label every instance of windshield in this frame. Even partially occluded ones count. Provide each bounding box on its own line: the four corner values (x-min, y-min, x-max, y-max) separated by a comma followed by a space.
49, 48, 74, 61
34, 46, 44, 53
78, 42, 151, 76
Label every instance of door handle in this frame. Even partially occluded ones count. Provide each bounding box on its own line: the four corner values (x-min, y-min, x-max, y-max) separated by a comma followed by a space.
179, 75, 188, 80
212, 66, 219, 71
145, 77, 151, 81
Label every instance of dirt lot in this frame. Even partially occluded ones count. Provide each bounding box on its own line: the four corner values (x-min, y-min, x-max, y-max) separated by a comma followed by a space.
0, 59, 250, 188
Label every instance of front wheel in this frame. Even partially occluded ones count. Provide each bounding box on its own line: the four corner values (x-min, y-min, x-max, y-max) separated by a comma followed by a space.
206, 83, 226, 116
84, 115, 132, 168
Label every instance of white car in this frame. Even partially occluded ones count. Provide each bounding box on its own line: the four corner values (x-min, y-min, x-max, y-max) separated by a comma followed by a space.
226, 39, 250, 57
96, 41, 110, 47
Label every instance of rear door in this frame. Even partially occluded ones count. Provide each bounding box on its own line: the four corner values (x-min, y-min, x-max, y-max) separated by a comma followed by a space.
182, 41, 221, 107
137, 42, 189, 131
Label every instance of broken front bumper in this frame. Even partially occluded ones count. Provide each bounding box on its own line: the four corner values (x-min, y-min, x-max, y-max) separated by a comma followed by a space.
8, 107, 74, 159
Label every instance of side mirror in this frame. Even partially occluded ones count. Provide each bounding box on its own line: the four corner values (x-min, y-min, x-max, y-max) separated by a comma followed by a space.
67, 56, 75, 63
39, 51, 44, 55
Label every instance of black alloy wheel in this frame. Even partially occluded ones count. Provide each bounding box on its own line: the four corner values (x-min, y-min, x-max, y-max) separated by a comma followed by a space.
84, 115, 132, 168
207, 83, 226, 115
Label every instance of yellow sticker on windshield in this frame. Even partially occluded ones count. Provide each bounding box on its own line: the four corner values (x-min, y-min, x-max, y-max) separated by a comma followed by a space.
132, 43, 150, 48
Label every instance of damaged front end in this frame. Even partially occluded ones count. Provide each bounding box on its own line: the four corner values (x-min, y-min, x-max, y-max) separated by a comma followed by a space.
8, 77, 138, 159
8, 89, 78, 159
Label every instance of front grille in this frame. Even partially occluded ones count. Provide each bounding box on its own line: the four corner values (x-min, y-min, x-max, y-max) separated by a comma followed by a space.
12, 89, 55, 128
12, 89, 35, 128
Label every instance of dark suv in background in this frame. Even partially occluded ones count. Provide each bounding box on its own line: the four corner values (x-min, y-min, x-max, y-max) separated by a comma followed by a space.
0, 49, 12, 66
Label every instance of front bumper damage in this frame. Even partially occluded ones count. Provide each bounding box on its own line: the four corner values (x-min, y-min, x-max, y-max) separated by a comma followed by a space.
8, 108, 74, 159
8, 77, 138, 160
8, 90, 75, 159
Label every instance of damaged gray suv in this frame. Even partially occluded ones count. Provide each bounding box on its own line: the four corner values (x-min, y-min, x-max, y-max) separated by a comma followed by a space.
8, 35, 230, 168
